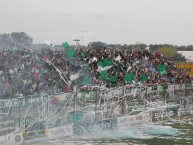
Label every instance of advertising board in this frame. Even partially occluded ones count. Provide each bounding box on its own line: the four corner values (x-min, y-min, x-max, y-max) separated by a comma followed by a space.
117, 112, 150, 127
176, 63, 193, 78
45, 125, 73, 139
0, 117, 38, 131
73, 119, 113, 135
0, 133, 23, 145
0, 94, 50, 109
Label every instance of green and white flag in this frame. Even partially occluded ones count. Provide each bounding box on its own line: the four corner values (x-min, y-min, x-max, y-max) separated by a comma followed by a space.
140, 74, 147, 83
158, 64, 166, 75
97, 59, 112, 72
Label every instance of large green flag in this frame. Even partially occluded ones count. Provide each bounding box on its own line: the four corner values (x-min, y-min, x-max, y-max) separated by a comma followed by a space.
158, 64, 166, 75
82, 76, 90, 86
97, 59, 112, 67
62, 42, 71, 49
109, 75, 117, 83
103, 59, 112, 67
97, 61, 104, 67
65, 49, 75, 59
100, 70, 107, 80
140, 74, 147, 83
124, 73, 135, 82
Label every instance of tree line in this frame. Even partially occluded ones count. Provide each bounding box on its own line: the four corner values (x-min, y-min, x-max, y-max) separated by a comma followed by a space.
0, 32, 191, 62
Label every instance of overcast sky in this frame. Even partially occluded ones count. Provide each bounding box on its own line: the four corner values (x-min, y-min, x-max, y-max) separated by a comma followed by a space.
0, 0, 193, 45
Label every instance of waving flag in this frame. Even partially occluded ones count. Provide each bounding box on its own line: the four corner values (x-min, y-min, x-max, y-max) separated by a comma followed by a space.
70, 73, 79, 81
97, 59, 112, 67
65, 49, 75, 59
115, 54, 122, 62
100, 70, 107, 80
97, 61, 103, 67
97, 65, 112, 72
158, 64, 166, 75
103, 58, 112, 67
92, 57, 98, 62
97, 59, 112, 72
124, 73, 135, 82
62, 42, 71, 49
140, 74, 147, 83
109, 75, 117, 83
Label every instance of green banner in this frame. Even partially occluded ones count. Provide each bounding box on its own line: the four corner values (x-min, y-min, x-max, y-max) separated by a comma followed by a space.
0, 117, 38, 131
0, 94, 50, 109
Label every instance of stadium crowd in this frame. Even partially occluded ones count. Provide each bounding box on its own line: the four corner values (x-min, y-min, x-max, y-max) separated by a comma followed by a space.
0, 46, 191, 98
76, 48, 191, 86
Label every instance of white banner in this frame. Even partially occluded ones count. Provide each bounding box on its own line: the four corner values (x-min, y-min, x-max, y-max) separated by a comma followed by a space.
45, 125, 73, 139
0, 133, 23, 145
117, 112, 150, 127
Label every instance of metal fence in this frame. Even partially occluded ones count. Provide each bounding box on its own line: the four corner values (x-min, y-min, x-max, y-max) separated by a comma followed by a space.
0, 83, 192, 139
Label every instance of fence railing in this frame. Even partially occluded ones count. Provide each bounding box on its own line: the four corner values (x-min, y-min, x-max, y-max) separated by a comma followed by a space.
0, 83, 192, 137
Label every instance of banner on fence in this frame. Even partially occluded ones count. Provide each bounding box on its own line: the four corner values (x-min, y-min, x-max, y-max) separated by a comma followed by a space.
0, 117, 38, 131
0, 133, 23, 145
73, 119, 113, 135
174, 84, 186, 91
117, 112, 150, 127
0, 94, 50, 109
186, 83, 192, 89
45, 125, 73, 139
151, 104, 179, 121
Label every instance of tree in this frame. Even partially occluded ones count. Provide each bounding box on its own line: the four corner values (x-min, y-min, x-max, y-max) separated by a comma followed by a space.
10, 32, 33, 47
157, 46, 177, 58
0, 32, 33, 50
88, 41, 107, 49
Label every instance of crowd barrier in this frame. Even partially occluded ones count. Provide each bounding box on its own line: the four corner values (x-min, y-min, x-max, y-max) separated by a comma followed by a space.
45, 125, 73, 139
0, 83, 192, 143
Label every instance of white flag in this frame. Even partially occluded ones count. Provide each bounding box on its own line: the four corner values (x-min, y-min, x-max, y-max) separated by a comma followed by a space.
70, 73, 79, 81
92, 57, 98, 62
115, 54, 122, 62
127, 66, 132, 72
97, 65, 112, 72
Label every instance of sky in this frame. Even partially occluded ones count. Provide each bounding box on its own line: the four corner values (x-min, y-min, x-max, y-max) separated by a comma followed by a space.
0, 0, 193, 45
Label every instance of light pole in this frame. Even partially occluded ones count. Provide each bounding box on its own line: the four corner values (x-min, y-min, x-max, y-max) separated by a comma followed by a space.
80, 31, 87, 45
80, 31, 94, 45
